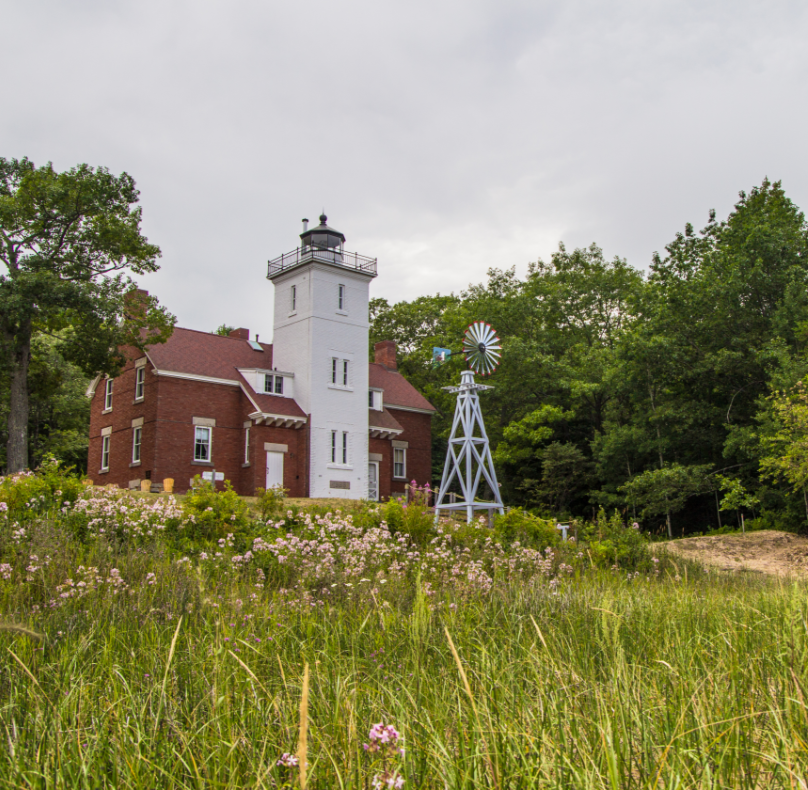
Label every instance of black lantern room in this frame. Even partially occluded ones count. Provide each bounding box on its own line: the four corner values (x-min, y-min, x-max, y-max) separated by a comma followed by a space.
300, 213, 345, 252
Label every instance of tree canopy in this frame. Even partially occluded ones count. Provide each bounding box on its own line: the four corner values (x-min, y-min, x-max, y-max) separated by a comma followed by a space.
0, 158, 174, 472
371, 179, 808, 533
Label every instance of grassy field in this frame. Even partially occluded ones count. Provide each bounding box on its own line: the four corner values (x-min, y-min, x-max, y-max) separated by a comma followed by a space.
2, 469, 808, 788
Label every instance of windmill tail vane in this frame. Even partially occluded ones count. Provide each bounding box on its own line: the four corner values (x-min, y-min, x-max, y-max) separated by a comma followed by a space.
432, 347, 454, 367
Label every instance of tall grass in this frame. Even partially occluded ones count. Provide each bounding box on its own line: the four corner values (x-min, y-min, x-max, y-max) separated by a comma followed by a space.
2, 563, 807, 788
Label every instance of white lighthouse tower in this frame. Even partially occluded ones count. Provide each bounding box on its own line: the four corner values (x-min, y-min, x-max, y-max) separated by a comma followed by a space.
267, 214, 377, 499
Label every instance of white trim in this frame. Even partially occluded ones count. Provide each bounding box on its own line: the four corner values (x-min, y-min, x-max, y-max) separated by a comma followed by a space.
155, 369, 240, 387
132, 426, 142, 464
239, 367, 295, 379
194, 425, 212, 462
386, 403, 435, 415
104, 378, 114, 410
101, 435, 111, 472
85, 374, 102, 399
248, 410, 307, 428
393, 446, 407, 480
369, 426, 402, 440
135, 366, 146, 400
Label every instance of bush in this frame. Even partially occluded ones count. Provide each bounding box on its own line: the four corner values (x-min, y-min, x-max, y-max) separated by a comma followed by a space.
581, 508, 651, 570
382, 498, 435, 545
179, 478, 251, 542
493, 509, 560, 550
0, 457, 87, 524
255, 485, 287, 521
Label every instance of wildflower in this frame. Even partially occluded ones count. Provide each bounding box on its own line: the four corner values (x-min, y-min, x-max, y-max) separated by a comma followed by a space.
277, 753, 299, 768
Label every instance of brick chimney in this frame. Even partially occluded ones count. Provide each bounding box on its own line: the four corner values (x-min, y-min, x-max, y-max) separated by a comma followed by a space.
374, 340, 397, 370
229, 328, 250, 340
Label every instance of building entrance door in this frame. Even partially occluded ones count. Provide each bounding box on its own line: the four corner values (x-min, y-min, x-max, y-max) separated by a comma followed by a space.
368, 462, 379, 501
266, 451, 284, 490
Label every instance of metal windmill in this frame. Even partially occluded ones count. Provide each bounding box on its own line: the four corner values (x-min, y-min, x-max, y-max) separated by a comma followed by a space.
434, 322, 505, 523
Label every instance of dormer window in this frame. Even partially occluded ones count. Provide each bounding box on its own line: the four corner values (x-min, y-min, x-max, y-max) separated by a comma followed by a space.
265, 374, 284, 395
369, 390, 383, 410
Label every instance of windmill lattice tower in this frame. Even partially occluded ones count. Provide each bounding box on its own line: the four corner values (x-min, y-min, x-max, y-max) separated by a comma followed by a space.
434, 323, 505, 523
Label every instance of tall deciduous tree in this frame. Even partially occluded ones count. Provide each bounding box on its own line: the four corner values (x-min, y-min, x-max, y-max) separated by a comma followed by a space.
0, 158, 174, 473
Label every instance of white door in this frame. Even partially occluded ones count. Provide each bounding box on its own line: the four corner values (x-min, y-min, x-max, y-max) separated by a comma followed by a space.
266, 452, 284, 490
368, 462, 379, 501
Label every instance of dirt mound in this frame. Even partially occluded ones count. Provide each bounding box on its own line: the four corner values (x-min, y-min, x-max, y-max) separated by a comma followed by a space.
658, 530, 808, 577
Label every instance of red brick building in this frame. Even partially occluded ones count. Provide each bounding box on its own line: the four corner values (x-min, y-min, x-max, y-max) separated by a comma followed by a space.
86, 328, 435, 498
87, 215, 435, 498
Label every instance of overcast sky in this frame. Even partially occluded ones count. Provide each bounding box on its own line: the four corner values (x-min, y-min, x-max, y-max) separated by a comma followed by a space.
3, 0, 807, 341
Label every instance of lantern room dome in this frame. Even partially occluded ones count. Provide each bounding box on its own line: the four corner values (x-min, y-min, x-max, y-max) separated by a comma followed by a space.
300, 213, 345, 250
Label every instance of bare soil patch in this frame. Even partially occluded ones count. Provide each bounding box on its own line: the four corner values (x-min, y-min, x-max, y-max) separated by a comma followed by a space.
658, 529, 808, 577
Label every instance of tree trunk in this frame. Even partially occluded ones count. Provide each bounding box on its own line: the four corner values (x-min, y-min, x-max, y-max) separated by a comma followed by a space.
6, 324, 31, 473
714, 490, 722, 530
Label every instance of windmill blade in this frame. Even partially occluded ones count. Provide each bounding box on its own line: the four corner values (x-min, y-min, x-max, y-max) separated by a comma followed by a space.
463, 321, 502, 375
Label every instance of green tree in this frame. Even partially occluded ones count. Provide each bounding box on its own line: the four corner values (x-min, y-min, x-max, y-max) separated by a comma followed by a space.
759, 381, 808, 523
214, 324, 236, 336
620, 463, 712, 537
0, 158, 174, 472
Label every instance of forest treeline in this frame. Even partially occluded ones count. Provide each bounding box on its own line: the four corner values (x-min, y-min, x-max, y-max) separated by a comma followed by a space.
370, 179, 808, 535
4, 172, 808, 535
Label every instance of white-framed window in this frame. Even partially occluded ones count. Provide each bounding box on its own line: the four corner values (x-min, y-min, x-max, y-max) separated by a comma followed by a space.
291, 284, 296, 312
135, 367, 145, 400
194, 426, 211, 462
265, 374, 284, 395
104, 378, 114, 410
338, 283, 345, 311
132, 426, 142, 464
331, 430, 337, 463
331, 357, 350, 387
101, 435, 111, 471
244, 427, 250, 464
342, 431, 348, 465
393, 447, 406, 479
369, 390, 383, 410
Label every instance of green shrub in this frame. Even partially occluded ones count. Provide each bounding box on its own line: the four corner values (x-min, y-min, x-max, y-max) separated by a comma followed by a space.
179, 478, 251, 542
582, 508, 651, 570
382, 498, 435, 545
0, 457, 87, 523
493, 508, 560, 550
255, 485, 287, 521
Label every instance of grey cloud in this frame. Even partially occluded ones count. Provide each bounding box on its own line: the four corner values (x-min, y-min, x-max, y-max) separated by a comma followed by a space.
2, 0, 807, 338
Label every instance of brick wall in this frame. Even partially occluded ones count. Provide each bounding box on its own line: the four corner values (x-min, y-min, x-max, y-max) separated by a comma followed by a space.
387, 409, 432, 497
87, 356, 309, 496
88, 352, 159, 490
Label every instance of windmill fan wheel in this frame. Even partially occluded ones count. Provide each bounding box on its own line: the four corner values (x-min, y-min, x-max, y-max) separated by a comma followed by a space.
463, 322, 502, 375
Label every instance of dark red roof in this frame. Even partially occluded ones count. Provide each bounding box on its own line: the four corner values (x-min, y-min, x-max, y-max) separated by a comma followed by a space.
235, 371, 306, 418
146, 327, 273, 378
145, 328, 433, 415
369, 408, 404, 433
370, 363, 436, 412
